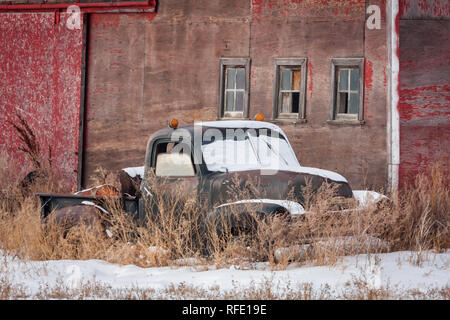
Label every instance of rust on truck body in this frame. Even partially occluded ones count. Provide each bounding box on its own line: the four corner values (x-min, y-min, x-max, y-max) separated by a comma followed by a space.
38, 121, 354, 225
139, 122, 354, 216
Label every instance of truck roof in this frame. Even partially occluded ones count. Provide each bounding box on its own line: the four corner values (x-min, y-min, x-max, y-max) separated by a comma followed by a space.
150, 120, 287, 139
195, 120, 285, 132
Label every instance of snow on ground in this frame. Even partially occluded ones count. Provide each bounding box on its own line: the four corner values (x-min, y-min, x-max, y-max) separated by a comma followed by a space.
352, 190, 388, 207
1, 250, 448, 299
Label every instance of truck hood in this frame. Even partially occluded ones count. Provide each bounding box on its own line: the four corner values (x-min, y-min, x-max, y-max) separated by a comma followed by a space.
204, 168, 353, 207
213, 166, 347, 183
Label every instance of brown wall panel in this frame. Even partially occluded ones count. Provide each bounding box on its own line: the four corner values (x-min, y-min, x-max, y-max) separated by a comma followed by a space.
84, 13, 149, 182
84, 0, 389, 190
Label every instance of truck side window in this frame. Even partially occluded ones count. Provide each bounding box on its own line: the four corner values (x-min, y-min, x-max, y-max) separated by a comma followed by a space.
154, 142, 175, 157
153, 141, 196, 177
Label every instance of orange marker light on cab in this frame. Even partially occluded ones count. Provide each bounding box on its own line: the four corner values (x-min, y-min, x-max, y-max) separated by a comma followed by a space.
255, 113, 265, 121
169, 118, 179, 129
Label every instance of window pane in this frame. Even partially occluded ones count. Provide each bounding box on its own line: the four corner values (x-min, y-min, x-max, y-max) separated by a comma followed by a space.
349, 93, 359, 114
226, 68, 235, 89
281, 68, 291, 90
338, 92, 348, 113
292, 92, 300, 113
235, 91, 244, 111
225, 91, 235, 111
236, 68, 245, 89
350, 69, 360, 91
280, 92, 291, 113
338, 69, 349, 91
156, 153, 195, 177
292, 70, 301, 91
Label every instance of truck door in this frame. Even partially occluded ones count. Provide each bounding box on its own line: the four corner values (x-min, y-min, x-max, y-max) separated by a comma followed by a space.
140, 139, 200, 218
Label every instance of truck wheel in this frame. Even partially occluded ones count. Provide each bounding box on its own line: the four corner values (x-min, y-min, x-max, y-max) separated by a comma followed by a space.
229, 211, 261, 237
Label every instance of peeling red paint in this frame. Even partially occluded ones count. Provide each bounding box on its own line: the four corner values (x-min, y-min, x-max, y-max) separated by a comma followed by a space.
399, 0, 410, 17
398, 10, 450, 186
399, 126, 449, 186
417, 0, 430, 13
395, 7, 400, 115
0, 1, 157, 14
363, 60, 373, 120
251, 0, 365, 21
364, 59, 373, 90
0, 13, 83, 190
399, 0, 450, 19
399, 85, 450, 122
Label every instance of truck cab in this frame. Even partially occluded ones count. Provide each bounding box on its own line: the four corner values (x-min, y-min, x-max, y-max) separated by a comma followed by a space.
137, 120, 353, 219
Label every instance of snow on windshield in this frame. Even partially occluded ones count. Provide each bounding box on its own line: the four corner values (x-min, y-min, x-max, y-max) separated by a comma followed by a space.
198, 125, 347, 182
201, 129, 300, 173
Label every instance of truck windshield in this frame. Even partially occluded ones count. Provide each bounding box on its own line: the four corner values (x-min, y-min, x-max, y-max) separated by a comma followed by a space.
201, 128, 300, 173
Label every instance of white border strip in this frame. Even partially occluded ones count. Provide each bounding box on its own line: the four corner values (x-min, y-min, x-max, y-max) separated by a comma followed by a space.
387, 0, 400, 192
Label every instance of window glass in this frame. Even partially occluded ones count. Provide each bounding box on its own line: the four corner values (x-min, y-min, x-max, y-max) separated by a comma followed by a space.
339, 69, 349, 91
236, 68, 245, 89
220, 58, 249, 118
338, 92, 348, 113
226, 68, 235, 89
235, 91, 244, 111
156, 153, 195, 177
336, 66, 360, 116
350, 69, 360, 91
281, 69, 291, 90
274, 59, 306, 119
278, 66, 303, 115
332, 59, 363, 120
349, 93, 359, 114
225, 91, 234, 111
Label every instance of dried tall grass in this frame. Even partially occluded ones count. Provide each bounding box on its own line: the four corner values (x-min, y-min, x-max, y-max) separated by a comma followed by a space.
0, 149, 448, 269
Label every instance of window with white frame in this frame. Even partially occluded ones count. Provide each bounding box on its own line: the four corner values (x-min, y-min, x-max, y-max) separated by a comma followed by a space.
330, 58, 364, 121
273, 58, 307, 120
224, 67, 246, 114
218, 58, 250, 119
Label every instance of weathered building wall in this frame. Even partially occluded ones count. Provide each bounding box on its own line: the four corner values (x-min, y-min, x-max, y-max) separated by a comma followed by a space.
84, 0, 389, 190
249, 0, 388, 190
84, 2, 251, 184
0, 12, 84, 189
398, 0, 450, 185
2, 1, 447, 192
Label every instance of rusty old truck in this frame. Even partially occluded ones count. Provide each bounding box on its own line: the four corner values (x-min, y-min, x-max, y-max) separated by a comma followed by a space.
37, 120, 385, 231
